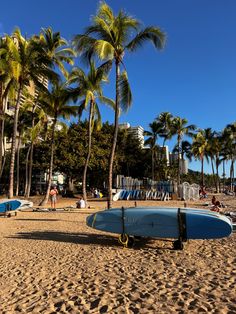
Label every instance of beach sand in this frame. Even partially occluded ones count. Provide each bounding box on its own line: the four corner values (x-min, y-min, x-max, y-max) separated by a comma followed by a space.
0, 194, 235, 313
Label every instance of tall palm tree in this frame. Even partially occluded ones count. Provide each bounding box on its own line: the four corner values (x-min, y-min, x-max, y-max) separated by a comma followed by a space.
221, 122, 236, 191
192, 129, 211, 188
24, 96, 48, 198
0, 36, 17, 178
73, 2, 166, 208
39, 80, 78, 206
69, 61, 114, 204
156, 112, 173, 147
171, 117, 196, 186
144, 121, 163, 181
5, 29, 56, 198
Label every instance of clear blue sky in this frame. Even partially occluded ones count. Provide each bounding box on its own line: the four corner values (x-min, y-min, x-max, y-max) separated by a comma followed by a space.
1, 0, 236, 176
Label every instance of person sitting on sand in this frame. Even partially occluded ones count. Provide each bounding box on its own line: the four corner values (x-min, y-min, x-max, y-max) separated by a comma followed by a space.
50, 186, 58, 210
211, 196, 221, 212
76, 197, 86, 209
199, 186, 207, 199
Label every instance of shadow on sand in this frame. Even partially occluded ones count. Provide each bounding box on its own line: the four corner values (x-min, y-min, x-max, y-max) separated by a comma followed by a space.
7, 230, 175, 250
15, 218, 60, 222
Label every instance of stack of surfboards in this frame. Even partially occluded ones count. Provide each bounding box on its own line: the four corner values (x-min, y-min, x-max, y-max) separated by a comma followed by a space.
0, 200, 22, 216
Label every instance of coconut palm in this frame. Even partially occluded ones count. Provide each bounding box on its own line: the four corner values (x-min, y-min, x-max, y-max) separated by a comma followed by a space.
156, 112, 173, 147
39, 80, 79, 206
144, 121, 163, 181
73, 2, 165, 207
0, 36, 17, 178
221, 122, 236, 191
69, 61, 114, 204
32, 27, 75, 78
4, 29, 56, 198
24, 95, 48, 198
192, 129, 211, 188
171, 117, 196, 185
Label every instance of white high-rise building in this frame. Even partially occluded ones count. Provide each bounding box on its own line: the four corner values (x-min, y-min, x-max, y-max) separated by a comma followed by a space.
127, 126, 145, 148
119, 123, 145, 148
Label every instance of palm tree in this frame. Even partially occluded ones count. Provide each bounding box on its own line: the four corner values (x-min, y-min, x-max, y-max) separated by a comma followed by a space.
39, 80, 78, 206
24, 95, 48, 198
173, 140, 193, 177
0, 36, 17, 178
192, 129, 211, 188
5, 28, 56, 198
171, 117, 196, 185
156, 112, 173, 147
221, 122, 236, 191
73, 2, 166, 207
69, 61, 114, 204
144, 121, 163, 181
32, 27, 75, 78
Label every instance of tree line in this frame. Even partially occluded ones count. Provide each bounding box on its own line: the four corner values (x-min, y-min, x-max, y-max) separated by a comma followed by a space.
0, 2, 235, 206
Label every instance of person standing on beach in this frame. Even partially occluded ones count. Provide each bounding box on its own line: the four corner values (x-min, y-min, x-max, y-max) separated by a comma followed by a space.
50, 186, 58, 210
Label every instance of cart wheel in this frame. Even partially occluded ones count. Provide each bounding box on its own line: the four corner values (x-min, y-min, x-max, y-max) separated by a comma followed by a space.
173, 239, 184, 250
118, 234, 134, 248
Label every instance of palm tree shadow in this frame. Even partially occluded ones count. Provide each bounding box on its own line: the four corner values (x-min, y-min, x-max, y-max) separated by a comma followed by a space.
15, 219, 60, 222
7, 231, 175, 250
7, 231, 119, 247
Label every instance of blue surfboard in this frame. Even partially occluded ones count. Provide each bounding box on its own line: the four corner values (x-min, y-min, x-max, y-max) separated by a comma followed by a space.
0, 200, 21, 213
87, 207, 233, 240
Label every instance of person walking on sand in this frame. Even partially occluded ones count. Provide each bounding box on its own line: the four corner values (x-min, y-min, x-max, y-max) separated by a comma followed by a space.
50, 186, 58, 210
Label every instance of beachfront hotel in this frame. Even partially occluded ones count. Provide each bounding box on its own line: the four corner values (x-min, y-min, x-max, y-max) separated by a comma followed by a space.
119, 123, 145, 148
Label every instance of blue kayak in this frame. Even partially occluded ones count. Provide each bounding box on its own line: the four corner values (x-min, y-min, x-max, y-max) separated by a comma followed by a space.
0, 200, 21, 213
86, 207, 233, 240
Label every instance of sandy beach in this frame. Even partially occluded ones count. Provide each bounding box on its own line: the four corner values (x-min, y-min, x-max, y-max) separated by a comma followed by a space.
0, 195, 236, 313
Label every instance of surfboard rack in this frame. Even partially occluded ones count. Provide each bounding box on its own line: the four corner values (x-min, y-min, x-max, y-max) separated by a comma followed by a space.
174, 208, 187, 250
118, 207, 134, 248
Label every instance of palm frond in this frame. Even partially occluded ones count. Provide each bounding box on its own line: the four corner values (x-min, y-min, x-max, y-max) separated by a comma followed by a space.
97, 95, 115, 110
94, 40, 114, 60
126, 26, 166, 52
118, 70, 132, 112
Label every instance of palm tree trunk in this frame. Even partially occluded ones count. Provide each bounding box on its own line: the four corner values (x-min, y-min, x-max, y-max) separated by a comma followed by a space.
9, 84, 23, 198
108, 60, 120, 209
201, 156, 204, 187
39, 117, 57, 206
24, 145, 31, 197
216, 156, 220, 193
222, 160, 226, 192
82, 100, 94, 205
26, 143, 34, 198
0, 84, 5, 179
177, 137, 181, 186
26, 105, 36, 198
230, 159, 234, 192
16, 136, 21, 196
151, 148, 154, 181
210, 157, 217, 191
0, 118, 4, 179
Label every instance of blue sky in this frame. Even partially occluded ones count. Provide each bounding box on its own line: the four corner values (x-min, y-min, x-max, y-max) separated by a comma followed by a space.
1, 0, 236, 176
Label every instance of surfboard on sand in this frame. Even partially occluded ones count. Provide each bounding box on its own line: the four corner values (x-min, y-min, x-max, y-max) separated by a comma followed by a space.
0, 200, 21, 216
113, 190, 123, 202
86, 207, 233, 250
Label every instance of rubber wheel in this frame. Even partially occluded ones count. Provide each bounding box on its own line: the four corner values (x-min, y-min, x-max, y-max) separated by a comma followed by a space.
118, 234, 134, 248
127, 236, 134, 248
173, 240, 184, 250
